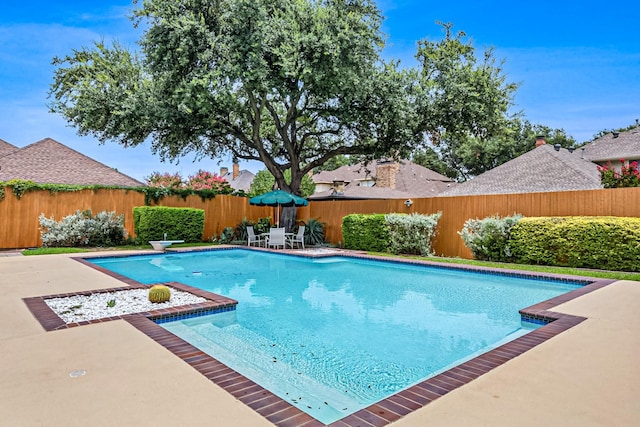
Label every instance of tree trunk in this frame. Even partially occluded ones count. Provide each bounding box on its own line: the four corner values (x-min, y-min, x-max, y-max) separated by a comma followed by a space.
281, 206, 297, 232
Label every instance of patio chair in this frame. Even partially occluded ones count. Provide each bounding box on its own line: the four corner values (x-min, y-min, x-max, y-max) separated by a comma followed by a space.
289, 225, 305, 249
266, 227, 286, 249
247, 225, 264, 247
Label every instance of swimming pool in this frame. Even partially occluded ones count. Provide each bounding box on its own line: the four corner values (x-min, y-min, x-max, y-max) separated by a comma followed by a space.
89, 249, 584, 424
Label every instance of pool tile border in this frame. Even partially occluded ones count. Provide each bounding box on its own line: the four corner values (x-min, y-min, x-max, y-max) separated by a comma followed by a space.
23, 281, 238, 332
24, 248, 617, 426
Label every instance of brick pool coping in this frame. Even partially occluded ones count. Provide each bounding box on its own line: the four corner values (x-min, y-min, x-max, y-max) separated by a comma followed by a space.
23, 247, 616, 427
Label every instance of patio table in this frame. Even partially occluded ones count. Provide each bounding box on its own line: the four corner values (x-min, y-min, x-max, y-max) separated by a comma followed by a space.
260, 232, 294, 249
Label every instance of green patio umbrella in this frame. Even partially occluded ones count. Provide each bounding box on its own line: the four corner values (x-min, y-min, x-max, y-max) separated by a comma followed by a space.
249, 189, 308, 227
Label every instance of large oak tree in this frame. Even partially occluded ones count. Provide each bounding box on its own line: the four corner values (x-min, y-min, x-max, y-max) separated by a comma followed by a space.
49, 0, 515, 195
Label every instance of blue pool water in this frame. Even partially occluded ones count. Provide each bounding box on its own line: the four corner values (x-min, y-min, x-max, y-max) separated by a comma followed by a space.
90, 249, 583, 423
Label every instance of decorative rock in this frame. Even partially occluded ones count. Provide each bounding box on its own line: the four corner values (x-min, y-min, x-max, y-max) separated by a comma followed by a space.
45, 288, 206, 324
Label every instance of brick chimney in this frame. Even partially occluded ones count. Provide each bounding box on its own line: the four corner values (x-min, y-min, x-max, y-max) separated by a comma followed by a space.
535, 135, 547, 147
375, 160, 399, 189
220, 167, 229, 177
232, 163, 240, 180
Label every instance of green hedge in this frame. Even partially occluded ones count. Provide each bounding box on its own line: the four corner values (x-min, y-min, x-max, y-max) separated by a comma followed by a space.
342, 212, 442, 254
342, 214, 389, 252
510, 216, 640, 271
133, 206, 205, 243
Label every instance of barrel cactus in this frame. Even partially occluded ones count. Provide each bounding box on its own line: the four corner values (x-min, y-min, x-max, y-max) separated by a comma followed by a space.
148, 285, 171, 303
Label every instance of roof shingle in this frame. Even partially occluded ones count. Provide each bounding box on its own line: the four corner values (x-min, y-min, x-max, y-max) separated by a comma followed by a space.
441, 144, 602, 196
0, 138, 143, 187
579, 128, 640, 162
0, 138, 18, 158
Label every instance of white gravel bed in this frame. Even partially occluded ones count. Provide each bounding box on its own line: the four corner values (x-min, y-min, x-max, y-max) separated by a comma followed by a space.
45, 288, 207, 324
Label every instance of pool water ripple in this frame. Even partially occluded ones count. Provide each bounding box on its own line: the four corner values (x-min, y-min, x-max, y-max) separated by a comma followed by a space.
90, 249, 582, 424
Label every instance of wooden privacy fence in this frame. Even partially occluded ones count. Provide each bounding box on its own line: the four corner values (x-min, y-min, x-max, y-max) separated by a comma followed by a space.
2, 186, 640, 258
306, 187, 640, 258
0, 188, 271, 250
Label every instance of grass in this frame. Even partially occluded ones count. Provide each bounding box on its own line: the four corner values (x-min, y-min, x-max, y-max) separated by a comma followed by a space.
22, 247, 92, 255
19, 245, 640, 282
369, 252, 640, 281
21, 242, 218, 256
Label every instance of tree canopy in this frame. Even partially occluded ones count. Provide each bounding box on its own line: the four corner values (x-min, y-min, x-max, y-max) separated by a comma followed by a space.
455, 119, 575, 179
413, 118, 575, 180
49, 0, 518, 194
249, 169, 315, 198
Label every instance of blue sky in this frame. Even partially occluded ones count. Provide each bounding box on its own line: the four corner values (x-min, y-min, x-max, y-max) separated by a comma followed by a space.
1, 1, 638, 182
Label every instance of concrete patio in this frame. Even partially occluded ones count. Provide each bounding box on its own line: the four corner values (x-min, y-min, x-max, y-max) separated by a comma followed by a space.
1, 252, 638, 426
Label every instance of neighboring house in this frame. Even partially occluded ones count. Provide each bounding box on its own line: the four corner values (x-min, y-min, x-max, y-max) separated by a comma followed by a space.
313, 163, 377, 193
578, 127, 640, 171
441, 143, 602, 196
443, 128, 640, 197
219, 163, 255, 192
310, 160, 456, 200
0, 137, 143, 187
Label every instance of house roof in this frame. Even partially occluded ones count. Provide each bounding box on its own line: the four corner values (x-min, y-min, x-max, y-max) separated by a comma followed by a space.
313, 163, 375, 184
310, 160, 456, 200
579, 128, 640, 162
393, 160, 457, 197
0, 139, 18, 157
309, 185, 415, 200
441, 144, 602, 197
0, 138, 143, 187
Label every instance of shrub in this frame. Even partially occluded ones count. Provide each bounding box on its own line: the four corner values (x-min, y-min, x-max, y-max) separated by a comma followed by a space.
235, 218, 251, 242
342, 214, 389, 252
459, 214, 522, 261
39, 210, 126, 247
92, 211, 129, 246
254, 217, 272, 234
510, 216, 640, 271
188, 170, 229, 191
219, 227, 234, 244
598, 159, 640, 188
133, 206, 204, 243
148, 285, 171, 303
145, 172, 185, 189
342, 213, 441, 254
385, 212, 442, 255
302, 218, 326, 246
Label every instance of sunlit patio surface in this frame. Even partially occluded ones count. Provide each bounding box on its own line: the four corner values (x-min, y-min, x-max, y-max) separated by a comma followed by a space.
1, 249, 639, 426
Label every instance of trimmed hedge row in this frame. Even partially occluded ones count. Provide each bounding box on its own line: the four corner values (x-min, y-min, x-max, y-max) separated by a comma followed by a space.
510, 216, 640, 271
342, 214, 389, 252
133, 206, 205, 243
460, 214, 640, 272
